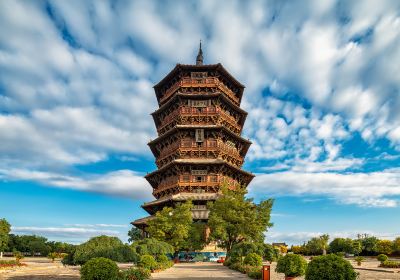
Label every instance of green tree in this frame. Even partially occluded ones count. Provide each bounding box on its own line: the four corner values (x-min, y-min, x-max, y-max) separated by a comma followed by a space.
184, 222, 207, 251
360, 236, 378, 254
0, 218, 11, 258
376, 240, 393, 255
128, 227, 143, 243
207, 184, 273, 253
352, 240, 362, 255
306, 235, 329, 255
394, 237, 400, 253
146, 200, 193, 254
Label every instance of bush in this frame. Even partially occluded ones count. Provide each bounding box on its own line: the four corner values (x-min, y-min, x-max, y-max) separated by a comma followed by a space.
335, 252, 346, 258
263, 244, 279, 263
121, 267, 151, 280
380, 260, 400, 268
131, 238, 174, 257
247, 269, 262, 279
276, 254, 307, 277
243, 253, 263, 267
354, 256, 364, 266
229, 262, 242, 271
138, 255, 157, 271
80, 257, 119, 280
223, 257, 232, 267
73, 236, 138, 265
13, 251, 24, 264
305, 254, 357, 280
48, 252, 58, 262
156, 254, 169, 263
377, 254, 388, 263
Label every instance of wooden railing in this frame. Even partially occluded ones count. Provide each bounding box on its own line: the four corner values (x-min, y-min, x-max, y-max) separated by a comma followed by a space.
160, 77, 239, 104
153, 180, 221, 197
157, 106, 241, 135
156, 140, 243, 167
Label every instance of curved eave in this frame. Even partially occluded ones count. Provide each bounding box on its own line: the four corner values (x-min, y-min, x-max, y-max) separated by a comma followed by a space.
153, 63, 245, 103
148, 125, 252, 158
145, 159, 254, 183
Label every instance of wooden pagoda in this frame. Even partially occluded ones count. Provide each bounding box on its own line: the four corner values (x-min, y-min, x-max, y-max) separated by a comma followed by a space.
132, 43, 254, 232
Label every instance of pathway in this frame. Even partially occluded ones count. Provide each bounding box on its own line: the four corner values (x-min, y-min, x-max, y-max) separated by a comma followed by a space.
151, 262, 249, 279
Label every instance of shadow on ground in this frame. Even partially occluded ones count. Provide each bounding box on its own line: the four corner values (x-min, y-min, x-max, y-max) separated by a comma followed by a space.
6, 276, 79, 280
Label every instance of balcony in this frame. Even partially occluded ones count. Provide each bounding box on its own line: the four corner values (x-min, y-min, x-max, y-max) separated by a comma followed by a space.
160, 77, 239, 105
156, 139, 243, 168
153, 177, 222, 198
157, 106, 242, 135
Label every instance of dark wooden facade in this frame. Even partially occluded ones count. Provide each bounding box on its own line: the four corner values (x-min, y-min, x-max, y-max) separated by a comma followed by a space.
133, 50, 253, 230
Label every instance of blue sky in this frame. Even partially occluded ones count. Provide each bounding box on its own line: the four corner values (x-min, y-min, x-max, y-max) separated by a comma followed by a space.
0, 0, 399, 245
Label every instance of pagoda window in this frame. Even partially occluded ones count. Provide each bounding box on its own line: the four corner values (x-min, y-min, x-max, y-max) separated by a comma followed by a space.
191, 72, 208, 79
195, 129, 204, 142
208, 139, 217, 147
209, 175, 218, 183
182, 174, 190, 182
194, 176, 205, 182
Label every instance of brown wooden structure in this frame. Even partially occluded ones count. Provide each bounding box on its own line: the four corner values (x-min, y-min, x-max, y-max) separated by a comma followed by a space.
132, 43, 254, 232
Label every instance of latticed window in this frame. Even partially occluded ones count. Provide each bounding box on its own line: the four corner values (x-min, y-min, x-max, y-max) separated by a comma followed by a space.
208, 139, 217, 147
195, 129, 204, 142
191, 72, 208, 79
182, 174, 190, 182
209, 175, 218, 183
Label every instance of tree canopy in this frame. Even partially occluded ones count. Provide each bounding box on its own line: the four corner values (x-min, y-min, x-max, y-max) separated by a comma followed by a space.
0, 218, 11, 256
146, 200, 194, 253
128, 227, 143, 243
207, 184, 273, 252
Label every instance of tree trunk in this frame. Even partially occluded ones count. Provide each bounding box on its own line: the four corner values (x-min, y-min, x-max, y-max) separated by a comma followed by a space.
0, 251, 3, 258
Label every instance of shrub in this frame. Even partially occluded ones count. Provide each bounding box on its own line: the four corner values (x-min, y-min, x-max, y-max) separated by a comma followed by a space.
305, 254, 357, 280
377, 254, 388, 263
247, 269, 262, 279
380, 260, 400, 268
229, 262, 242, 271
131, 238, 174, 257
354, 256, 364, 266
243, 253, 263, 267
335, 252, 345, 258
276, 254, 307, 277
121, 267, 151, 280
48, 252, 58, 262
80, 257, 119, 280
223, 257, 232, 267
263, 244, 279, 263
74, 236, 138, 265
156, 254, 169, 263
138, 254, 157, 271
13, 251, 24, 264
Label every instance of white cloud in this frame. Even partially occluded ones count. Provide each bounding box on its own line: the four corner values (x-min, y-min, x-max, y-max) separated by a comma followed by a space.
250, 169, 400, 207
0, 168, 152, 200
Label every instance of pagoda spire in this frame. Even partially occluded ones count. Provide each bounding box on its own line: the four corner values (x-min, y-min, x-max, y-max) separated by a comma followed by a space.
196, 40, 203, 65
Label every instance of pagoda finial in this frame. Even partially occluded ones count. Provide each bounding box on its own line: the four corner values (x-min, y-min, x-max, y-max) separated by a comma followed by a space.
196, 40, 203, 65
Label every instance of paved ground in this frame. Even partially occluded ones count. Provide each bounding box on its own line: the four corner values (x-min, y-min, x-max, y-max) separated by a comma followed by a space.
151, 263, 249, 279
0, 258, 399, 279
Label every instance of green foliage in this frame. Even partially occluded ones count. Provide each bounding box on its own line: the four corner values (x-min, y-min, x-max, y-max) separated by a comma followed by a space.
360, 236, 378, 254
230, 242, 263, 263
394, 237, 400, 253
121, 267, 151, 280
156, 254, 169, 263
263, 244, 280, 262
13, 251, 24, 264
7, 234, 51, 256
276, 254, 307, 277
380, 260, 400, 268
377, 254, 388, 263
48, 252, 58, 262
137, 254, 157, 271
146, 201, 193, 253
376, 240, 393, 255
184, 222, 207, 251
80, 257, 119, 280
306, 235, 329, 255
128, 227, 143, 243
74, 235, 138, 265
247, 269, 262, 279
354, 256, 364, 266
207, 184, 273, 252
243, 253, 262, 267
0, 218, 11, 253
305, 254, 357, 280
131, 238, 174, 257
